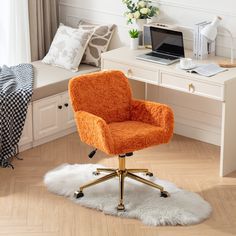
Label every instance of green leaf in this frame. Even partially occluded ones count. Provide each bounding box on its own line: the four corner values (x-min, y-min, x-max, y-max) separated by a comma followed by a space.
128, 29, 139, 38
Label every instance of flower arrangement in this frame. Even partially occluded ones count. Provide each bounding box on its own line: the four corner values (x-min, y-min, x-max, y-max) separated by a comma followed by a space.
122, 0, 159, 24
129, 29, 139, 38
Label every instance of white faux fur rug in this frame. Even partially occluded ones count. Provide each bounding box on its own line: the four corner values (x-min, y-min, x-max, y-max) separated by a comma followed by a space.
44, 164, 212, 226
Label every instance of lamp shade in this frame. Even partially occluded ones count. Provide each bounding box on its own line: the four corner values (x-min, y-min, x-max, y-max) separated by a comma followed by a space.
201, 16, 222, 42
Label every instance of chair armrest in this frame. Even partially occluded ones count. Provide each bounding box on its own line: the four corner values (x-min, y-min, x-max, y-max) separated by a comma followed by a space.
131, 99, 174, 134
74, 111, 114, 154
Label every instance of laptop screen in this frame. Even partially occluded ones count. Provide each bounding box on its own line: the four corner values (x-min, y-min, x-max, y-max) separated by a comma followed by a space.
150, 27, 185, 57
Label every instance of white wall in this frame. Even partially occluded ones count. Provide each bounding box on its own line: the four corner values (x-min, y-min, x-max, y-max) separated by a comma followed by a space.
59, 0, 236, 145
59, 0, 236, 58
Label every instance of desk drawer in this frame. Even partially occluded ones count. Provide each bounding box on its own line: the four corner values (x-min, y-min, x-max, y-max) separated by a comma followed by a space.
103, 60, 158, 84
160, 73, 224, 100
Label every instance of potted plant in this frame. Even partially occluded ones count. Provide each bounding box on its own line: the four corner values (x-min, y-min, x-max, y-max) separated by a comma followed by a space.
122, 0, 159, 30
129, 29, 139, 50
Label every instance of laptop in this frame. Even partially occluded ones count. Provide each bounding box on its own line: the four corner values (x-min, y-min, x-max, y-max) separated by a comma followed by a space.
136, 27, 185, 65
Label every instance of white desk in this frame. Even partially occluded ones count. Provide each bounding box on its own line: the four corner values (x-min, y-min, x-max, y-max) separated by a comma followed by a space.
101, 47, 236, 176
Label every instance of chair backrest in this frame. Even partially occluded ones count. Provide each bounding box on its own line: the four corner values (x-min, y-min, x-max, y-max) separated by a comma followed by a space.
69, 70, 132, 123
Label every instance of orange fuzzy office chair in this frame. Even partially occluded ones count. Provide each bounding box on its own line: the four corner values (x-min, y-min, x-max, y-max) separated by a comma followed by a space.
69, 70, 174, 211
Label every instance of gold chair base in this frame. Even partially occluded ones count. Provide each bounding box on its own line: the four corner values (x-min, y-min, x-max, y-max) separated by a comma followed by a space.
74, 156, 169, 211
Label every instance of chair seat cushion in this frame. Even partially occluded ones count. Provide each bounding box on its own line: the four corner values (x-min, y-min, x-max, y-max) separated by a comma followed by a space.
108, 121, 165, 154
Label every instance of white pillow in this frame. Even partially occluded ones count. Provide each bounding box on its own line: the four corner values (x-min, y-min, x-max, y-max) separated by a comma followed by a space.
42, 24, 93, 72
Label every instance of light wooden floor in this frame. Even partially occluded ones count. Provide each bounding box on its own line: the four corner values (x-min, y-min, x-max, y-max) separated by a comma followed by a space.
0, 133, 236, 236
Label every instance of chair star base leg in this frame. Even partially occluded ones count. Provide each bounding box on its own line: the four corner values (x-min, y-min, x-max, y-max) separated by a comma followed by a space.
126, 172, 164, 192
93, 168, 116, 175
127, 169, 154, 176
127, 168, 149, 173
77, 172, 117, 193
74, 155, 169, 211
96, 168, 116, 173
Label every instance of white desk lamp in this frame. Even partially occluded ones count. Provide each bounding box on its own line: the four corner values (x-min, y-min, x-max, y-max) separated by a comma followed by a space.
201, 16, 236, 68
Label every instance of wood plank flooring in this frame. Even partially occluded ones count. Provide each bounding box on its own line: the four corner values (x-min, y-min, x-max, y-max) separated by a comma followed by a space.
0, 133, 236, 236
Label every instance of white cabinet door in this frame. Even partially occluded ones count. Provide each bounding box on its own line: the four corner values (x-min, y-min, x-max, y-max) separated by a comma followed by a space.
61, 93, 76, 129
33, 95, 62, 140
19, 104, 33, 146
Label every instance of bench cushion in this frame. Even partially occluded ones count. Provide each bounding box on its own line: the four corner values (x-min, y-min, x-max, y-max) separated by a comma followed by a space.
32, 61, 100, 101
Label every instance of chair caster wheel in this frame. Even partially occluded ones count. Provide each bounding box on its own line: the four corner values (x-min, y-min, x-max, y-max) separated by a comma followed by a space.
74, 191, 84, 199
160, 191, 170, 198
93, 171, 100, 176
146, 172, 153, 177
117, 203, 125, 211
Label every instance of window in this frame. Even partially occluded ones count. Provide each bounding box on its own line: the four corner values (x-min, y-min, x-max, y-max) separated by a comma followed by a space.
0, 1, 10, 66
0, 0, 31, 66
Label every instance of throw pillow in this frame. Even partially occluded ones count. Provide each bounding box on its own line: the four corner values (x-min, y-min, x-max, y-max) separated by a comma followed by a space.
42, 24, 93, 72
78, 21, 116, 67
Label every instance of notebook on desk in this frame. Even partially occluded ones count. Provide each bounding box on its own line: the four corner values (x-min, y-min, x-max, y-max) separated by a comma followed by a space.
187, 63, 228, 77
136, 27, 185, 65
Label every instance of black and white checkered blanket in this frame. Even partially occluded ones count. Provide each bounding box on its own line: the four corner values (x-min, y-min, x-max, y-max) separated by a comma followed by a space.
0, 64, 34, 168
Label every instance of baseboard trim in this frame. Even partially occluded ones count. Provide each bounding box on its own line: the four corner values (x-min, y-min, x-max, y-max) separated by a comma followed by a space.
19, 127, 77, 152
19, 143, 33, 152
33, 127, 77, 148
175, 122, 221, 146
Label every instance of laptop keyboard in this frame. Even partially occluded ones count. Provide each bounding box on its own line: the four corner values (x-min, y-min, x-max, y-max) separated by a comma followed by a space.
147, 52, 178, 60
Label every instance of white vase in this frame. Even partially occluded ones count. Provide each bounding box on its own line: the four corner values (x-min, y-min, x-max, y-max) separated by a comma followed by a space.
130, 38, 139, 50
147, 16, 160, 24
135, 19, 147, 46
135, 19, 147, 31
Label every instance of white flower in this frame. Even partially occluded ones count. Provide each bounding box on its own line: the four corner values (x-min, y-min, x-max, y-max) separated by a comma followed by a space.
138, 1, 146, 8
126, 12, 134, 20
140, 8, 149, 15
133, 11, 141, 19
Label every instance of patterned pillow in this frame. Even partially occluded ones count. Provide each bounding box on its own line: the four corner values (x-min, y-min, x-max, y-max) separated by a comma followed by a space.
42, 24, 93, 72
78, 21, 116, 67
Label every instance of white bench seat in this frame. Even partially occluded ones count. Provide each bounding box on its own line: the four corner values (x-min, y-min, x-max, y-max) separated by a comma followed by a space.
31, 61, 100, 101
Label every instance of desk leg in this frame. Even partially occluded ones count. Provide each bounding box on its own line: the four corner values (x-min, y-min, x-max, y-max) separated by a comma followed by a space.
145, 82, 147, 100
220, 83, 236, 176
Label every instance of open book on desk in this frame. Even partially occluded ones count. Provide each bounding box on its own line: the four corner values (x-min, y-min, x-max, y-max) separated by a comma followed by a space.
187, 63, 228, 77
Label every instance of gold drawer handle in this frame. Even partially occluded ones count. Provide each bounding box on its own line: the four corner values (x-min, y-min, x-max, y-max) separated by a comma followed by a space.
127, 68, 133, 79
188, 83, 195, 93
